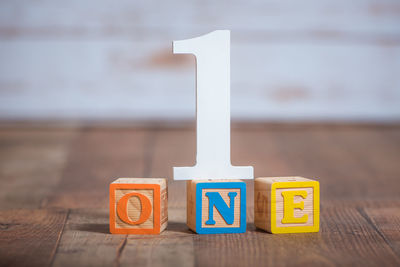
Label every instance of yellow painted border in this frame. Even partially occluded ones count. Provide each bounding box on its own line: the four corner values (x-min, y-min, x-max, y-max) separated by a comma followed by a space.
270, 181, 320, 233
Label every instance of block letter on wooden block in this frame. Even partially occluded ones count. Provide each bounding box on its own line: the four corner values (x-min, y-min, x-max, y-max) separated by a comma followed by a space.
109, 178, 168, 234
255, 177, 319, 234
187, 180, 246, 234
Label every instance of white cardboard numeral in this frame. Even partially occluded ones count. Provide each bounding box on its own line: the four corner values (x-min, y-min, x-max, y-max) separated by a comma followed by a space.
173, 30, 254, 180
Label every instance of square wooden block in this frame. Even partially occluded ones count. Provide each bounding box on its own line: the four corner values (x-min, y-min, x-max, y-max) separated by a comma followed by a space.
109, 178, 168, 234
255, 177, 319, 234
187, 179, 246, 234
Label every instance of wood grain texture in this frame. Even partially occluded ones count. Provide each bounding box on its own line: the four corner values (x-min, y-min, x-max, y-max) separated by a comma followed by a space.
0, 128, 76, 209
43, 128, 151, 208
1, 0, 399, 37
0, 123, 400, 266
45, 128, 153, 266
0, 1, 399, 120
0, 209, 68, 267
51, 208, 126, 267
362, 207, 400, 256
190, 202, 400, 267
233, 125, 400, 201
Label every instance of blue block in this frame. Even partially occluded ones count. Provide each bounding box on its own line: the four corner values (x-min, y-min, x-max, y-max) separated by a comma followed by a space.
195, 181, 246, 234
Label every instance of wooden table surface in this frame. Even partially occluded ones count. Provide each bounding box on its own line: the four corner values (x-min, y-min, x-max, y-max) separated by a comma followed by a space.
1, 123, 399, 267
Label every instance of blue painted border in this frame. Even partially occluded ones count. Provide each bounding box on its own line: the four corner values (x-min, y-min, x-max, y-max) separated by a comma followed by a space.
195, 182, 246, 234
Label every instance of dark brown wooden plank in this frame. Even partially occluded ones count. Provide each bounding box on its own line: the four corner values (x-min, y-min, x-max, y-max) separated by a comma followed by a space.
119, 125, 400, 267
0, 209, 68, 267
44, 128, 150, 209
120, 237, 194, 267
318, 203, 400, 266
1, 124, 399, 267
264, 129, 366, 200
191, 202, 400, 267
120, 222, 195, 267
49, 127, 152, 266
362, 207, 400, 257
51, 208, 126, 267
0, 129, 76, 209
331, 129, 400, 199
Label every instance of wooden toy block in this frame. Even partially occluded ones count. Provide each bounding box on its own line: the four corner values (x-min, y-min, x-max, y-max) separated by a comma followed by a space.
187, 179, 246, 234
109, 178, 168, 234
255, 177, 319, 234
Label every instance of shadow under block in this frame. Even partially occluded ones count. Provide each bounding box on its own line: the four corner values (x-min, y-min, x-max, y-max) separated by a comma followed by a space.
254, 177, 320, 234
110, 178, 168, 234
187, 179, 246, 234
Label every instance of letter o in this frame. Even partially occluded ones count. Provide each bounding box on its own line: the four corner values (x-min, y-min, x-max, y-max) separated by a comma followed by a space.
116, 192, 152, 225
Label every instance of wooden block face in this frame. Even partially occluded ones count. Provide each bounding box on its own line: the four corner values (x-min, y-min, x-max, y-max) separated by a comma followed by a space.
114, 187, 155, 230
255, 177, 319, 234
254, 182, 270, 232
188, 180, 246, 234
201, 188, 242, 228
275, 187, 314, 228
109, 178, 167, 234
160, 186, 168, 230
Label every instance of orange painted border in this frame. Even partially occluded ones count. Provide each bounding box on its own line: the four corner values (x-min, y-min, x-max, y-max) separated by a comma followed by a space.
110, 183, 161, 234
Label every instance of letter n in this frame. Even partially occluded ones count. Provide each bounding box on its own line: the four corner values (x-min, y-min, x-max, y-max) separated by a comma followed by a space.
205, 192, 237, 225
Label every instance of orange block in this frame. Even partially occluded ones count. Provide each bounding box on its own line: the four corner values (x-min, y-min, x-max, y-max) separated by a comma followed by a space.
109, 178, 168, 234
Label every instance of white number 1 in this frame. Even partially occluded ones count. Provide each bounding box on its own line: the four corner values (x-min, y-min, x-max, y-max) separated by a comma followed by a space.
173, 30, 254, 180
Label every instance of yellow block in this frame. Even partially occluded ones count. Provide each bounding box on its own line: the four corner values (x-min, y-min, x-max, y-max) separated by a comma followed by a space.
254, 177, 320, 234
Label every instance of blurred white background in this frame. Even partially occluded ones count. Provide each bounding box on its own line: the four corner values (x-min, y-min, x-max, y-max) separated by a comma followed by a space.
0, 0, 399, 121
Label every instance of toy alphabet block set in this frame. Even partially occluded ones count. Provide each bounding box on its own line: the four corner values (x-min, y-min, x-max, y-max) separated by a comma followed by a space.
109, 30, 320, 235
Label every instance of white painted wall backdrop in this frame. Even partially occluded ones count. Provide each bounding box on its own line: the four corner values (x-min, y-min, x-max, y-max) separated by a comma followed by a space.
0, 0, 399, 121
